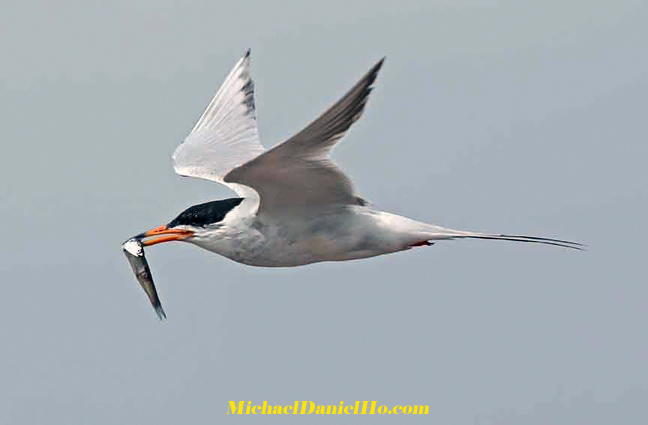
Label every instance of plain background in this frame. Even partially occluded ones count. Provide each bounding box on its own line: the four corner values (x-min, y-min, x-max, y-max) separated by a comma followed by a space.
1, 1, 646, 423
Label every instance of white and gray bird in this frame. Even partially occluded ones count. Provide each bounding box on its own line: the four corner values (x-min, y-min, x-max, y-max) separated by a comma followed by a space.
125, 50, 582, 318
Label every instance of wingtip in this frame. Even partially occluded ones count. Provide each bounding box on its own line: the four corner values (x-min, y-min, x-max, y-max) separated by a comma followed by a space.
372, 57, 386, 73
363, 57, 385, 90
155, 305, 167, 320
244, 48, 251, 59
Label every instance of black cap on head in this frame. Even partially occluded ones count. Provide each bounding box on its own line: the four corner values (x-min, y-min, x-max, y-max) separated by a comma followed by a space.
168, 198, 243, 228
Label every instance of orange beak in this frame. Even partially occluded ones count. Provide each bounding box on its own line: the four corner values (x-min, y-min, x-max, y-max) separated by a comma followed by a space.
137, 225, 194, 246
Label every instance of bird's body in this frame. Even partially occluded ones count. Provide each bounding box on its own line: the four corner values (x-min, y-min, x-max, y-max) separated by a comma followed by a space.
185, 201, 578, 268
124, 50, 581, 317
188, 202, 441, 267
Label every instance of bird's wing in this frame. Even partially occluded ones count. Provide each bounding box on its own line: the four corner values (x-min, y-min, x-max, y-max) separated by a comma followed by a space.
224, 58, 384, 214
172, 50, 265, 197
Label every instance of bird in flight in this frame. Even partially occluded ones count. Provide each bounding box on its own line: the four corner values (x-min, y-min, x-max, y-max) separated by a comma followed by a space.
123, 50, 582, 318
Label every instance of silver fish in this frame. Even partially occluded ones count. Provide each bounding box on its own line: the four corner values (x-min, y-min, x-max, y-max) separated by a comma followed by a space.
122, 238, 166, 320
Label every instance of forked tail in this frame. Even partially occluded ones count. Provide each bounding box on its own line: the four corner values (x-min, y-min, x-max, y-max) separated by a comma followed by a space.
441, 230, 584, 250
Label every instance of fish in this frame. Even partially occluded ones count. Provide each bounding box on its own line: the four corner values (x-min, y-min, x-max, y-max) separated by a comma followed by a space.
122, 238, 166, 320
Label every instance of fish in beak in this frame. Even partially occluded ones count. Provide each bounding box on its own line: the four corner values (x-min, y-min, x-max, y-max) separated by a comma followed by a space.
122, 226, 193, 320
122, 238, 166, 320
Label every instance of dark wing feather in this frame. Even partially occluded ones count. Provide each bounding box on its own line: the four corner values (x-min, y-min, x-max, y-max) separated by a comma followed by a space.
225, 58, 385, 213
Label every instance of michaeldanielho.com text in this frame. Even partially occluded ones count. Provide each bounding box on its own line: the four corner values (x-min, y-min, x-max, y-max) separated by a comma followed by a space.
228, 401, 429, 415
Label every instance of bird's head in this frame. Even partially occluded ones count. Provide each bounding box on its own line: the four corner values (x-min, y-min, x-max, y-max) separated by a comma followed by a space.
136, 198, 244, 246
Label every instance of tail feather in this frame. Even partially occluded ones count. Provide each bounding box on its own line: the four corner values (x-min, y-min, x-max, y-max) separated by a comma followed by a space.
424, 228, 584, 250
457, 233, 584, 250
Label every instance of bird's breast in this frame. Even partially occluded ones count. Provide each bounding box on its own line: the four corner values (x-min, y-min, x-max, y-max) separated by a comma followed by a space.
189, 207, 409, 267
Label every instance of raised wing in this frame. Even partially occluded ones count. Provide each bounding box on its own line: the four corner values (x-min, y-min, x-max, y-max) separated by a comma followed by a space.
225, 58, 385, 213
172, 50, 265, 196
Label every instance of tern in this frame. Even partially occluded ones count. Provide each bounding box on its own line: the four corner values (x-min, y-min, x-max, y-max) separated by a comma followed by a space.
125, 50, 581, 317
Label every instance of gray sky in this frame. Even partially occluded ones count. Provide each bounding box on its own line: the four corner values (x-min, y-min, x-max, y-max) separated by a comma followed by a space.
1, 0, 647, 423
